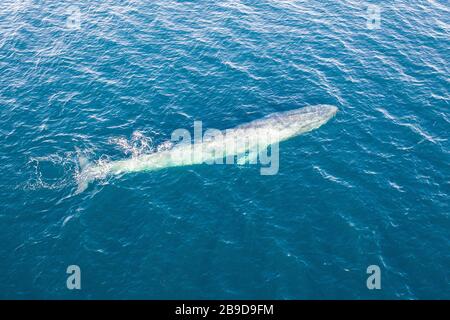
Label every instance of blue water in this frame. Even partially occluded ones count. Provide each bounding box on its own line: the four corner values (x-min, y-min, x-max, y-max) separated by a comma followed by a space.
0, 0, 449, 299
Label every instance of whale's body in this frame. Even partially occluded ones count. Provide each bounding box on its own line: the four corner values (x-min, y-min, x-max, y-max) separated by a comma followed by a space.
76, 105, 337, 193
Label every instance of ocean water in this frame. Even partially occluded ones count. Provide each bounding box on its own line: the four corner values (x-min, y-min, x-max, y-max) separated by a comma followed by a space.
0, 0, 449, 299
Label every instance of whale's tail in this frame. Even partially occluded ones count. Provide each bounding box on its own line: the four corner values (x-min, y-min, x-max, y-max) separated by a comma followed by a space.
75, 150, 115, 194
75, 152, 92, 194
75, 175, 90, 194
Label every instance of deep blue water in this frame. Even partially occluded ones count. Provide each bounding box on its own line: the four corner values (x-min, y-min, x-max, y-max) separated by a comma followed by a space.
0, 0, 449, 299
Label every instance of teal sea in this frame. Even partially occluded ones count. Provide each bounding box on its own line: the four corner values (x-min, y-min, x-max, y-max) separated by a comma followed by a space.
0, 0, 449, 299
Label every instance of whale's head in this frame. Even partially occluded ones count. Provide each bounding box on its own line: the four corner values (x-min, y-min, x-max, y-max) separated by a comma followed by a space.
286, 104, 337, 121
269, 105, 338, 135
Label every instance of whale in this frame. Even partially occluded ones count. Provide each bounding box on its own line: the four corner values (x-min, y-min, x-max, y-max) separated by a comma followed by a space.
76, 105, 338, 193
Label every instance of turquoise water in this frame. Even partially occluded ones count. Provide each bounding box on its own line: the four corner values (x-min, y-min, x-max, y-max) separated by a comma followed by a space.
0, 0, 449, 299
